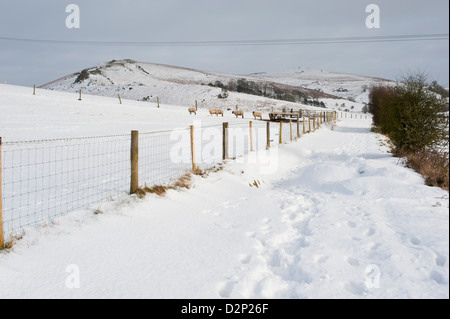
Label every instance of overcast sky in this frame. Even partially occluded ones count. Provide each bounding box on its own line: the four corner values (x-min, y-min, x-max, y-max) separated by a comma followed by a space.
0, 0, 448, 87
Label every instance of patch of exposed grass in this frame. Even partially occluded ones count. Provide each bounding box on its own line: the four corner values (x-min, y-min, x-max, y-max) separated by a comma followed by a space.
93, 208, 104, 215
1, 233, 24, 252
400, 149, 449, 191
249, 180, 262, 188
138, 168, 211, 198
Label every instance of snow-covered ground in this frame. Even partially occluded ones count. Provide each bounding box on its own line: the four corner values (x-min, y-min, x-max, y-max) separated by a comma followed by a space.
0, 83, 253, 141
1, 92, 448, 298
0, 83, 282, 237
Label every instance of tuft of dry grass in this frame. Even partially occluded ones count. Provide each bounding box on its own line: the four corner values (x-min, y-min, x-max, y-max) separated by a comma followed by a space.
249, 180, 261, 188
400, 149, 449, 191
1, 233, 24, 252
139, 168, 211, 198
143, 185, 171, 197
172, 173, 193, 190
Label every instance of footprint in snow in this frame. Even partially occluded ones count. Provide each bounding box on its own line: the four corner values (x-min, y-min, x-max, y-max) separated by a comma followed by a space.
346, 257, 360, 267
429, 271, 447, 285
410, 236, 421, 246
347, 221, 357, 228
217, 280, 237, 298
344, 281, 367, 296
435, 253, 446, 267
365, 228, 376, 237
239, 254, 252, 265
222, 201, 239, 209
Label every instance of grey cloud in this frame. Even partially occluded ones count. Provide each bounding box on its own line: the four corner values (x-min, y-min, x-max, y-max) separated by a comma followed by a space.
0, 0, 448, 86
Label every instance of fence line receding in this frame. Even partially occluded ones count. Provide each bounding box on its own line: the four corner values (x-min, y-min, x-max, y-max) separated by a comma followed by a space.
0, 112, 346, 245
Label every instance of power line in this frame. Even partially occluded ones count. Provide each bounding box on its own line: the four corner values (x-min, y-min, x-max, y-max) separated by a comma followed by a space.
0, 34, 448, 47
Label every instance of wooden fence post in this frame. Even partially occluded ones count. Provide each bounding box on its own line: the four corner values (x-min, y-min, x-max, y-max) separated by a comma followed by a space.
308, 116, 311, 133
223, 122, 229, 160
313, 115, 316, 131
118, 94, 122, 104
266, 121, 270, 149
290, 120, 293, 142
0, 137, 4, 249
130, 131, 139, 194
303, 115, 306, 134
249, 121, 254, 152
33, 84, 36, 96
157, 97, 160, 108
279, 121, 283, 144
297, 116, 300, 138
190, 125, 196, 171
195, 100, 198, 111
78, 89, 82, 101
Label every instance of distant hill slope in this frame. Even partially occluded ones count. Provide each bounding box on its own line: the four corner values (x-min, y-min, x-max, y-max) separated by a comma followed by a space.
247, 67, 392, 104
41, 60, 391, 112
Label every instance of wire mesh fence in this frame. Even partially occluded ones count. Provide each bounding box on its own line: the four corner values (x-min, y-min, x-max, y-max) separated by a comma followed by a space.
0, 115, 338, 243
1, 135, 131, 237
140, 129, 193, 187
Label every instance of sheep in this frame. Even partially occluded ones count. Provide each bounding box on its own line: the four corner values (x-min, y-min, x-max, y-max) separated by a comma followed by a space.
188, 107, 197, 115
252, 111, 263, 120
232, 110, 244, 118
210, 109, 223, 117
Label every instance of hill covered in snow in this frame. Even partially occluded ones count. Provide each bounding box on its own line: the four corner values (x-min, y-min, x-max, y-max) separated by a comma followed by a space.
247, 67, 392, 104
41, 60, 391, 114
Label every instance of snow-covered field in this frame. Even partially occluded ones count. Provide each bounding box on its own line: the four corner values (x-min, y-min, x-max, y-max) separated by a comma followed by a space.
0, 84, 280, 236
0, 83, 448, 299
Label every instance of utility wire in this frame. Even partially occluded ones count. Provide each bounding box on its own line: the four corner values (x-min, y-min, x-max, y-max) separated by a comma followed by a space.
0, 34, 448, 47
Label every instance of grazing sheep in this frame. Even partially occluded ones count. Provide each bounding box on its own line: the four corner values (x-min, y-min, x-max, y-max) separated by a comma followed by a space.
216, 109, 224, 117
232, 110, 245, 118
188, 107, 197, 115
252, 111, 263, 120
209, 109, 223, 117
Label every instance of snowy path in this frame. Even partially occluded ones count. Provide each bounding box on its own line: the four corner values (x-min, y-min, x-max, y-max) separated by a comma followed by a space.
1, 119, 448, 299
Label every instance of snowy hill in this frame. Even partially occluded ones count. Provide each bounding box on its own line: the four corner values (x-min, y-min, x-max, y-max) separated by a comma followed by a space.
40, 60, 385, 114
247, 67, 392, 104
